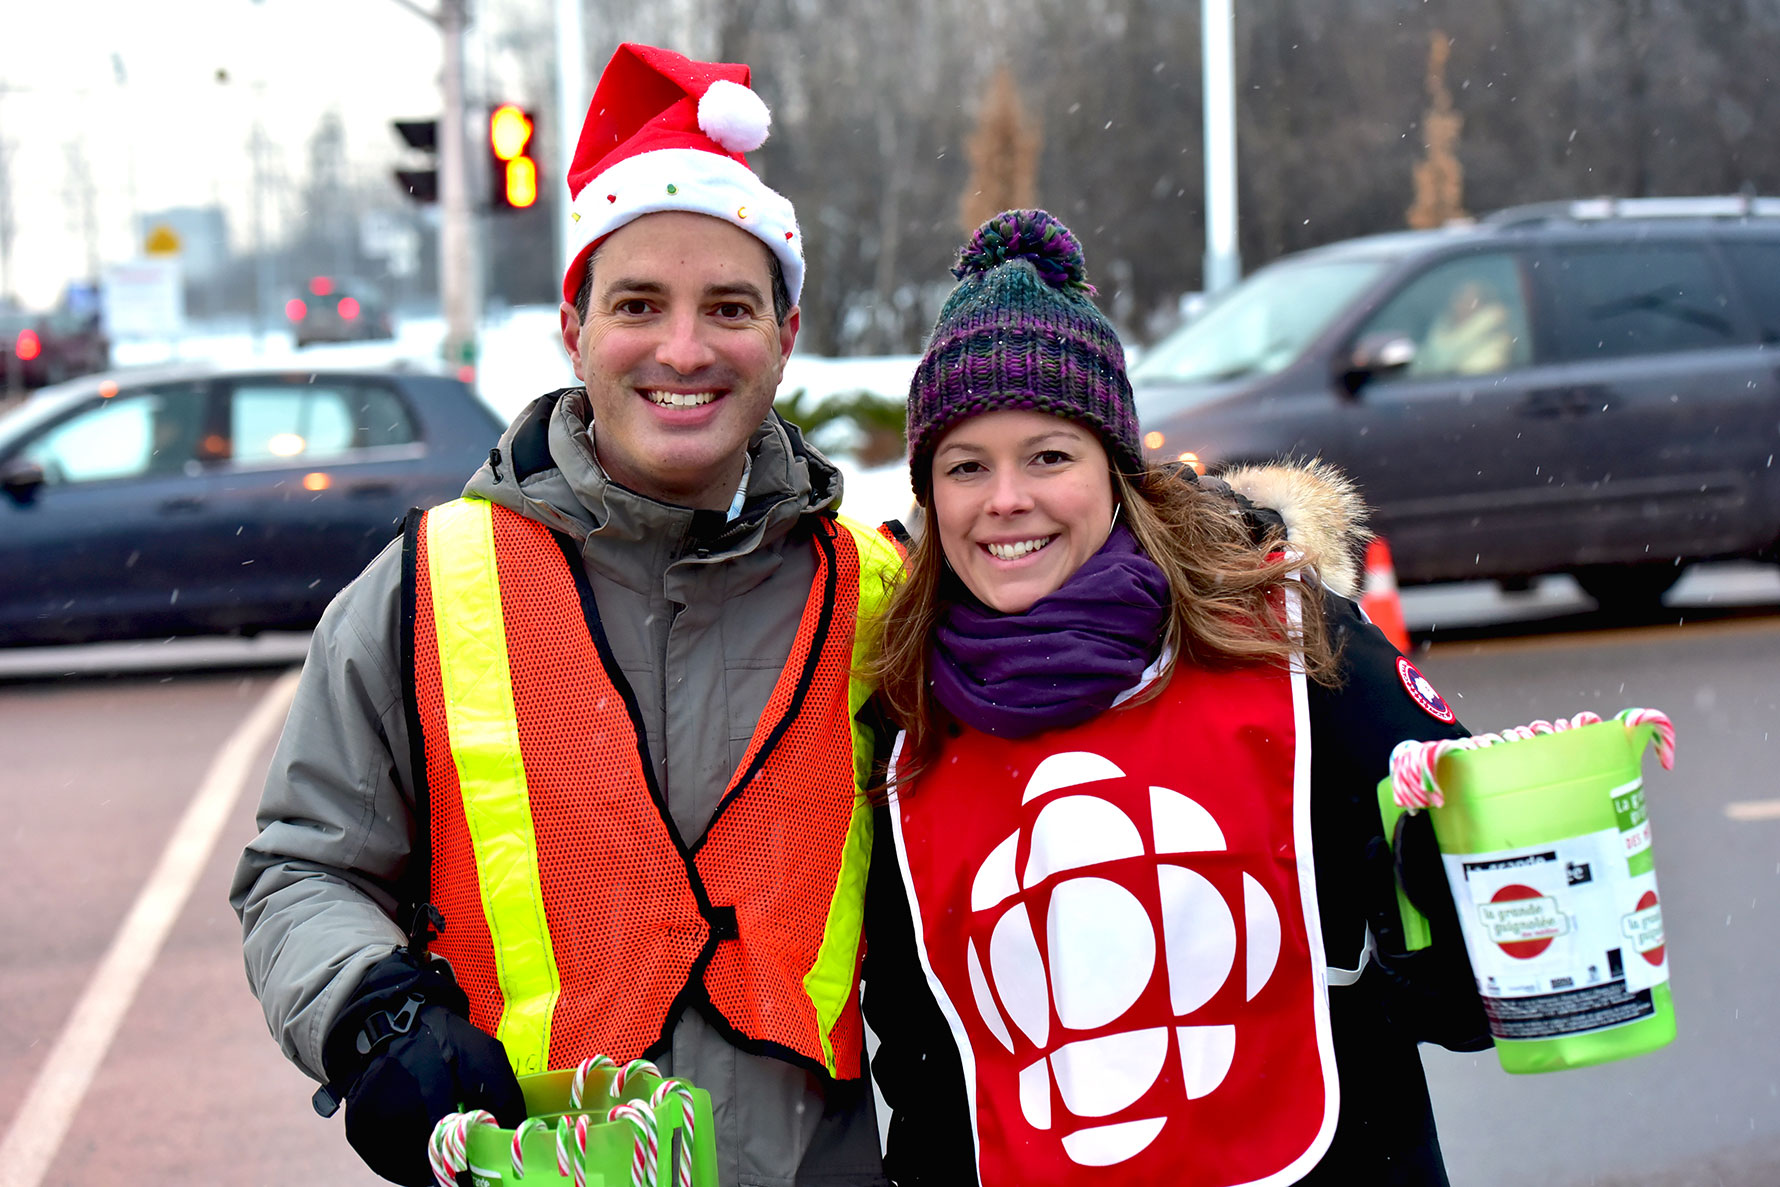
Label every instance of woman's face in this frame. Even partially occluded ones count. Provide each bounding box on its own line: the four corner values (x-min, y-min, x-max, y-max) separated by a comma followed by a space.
929, 409, 1117, 614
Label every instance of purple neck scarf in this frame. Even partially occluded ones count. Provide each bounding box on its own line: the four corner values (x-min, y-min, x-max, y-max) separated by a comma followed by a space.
929, 525, 1171, 739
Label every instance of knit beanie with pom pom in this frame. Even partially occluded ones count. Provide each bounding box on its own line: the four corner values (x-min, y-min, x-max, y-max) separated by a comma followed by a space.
905, 209, 1141, 502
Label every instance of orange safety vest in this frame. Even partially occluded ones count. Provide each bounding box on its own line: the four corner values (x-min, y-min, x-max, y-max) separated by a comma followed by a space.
401, 496, 902, 1080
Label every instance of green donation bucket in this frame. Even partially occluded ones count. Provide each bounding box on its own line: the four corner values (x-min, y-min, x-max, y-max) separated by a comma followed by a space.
1378, 710, 1676, 1074
427, 1057, 718, 1187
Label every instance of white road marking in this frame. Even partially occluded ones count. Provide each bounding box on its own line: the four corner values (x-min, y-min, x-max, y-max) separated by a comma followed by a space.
0, 669, 301, 1187
1725, 800, 1780, 822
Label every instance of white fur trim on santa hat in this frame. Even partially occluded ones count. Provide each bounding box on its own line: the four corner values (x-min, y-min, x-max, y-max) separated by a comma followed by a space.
567, 147, 803, 304
697, 80, 771, 154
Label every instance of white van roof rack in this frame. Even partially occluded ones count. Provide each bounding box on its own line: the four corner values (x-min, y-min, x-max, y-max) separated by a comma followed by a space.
1484, 194, 1780, 228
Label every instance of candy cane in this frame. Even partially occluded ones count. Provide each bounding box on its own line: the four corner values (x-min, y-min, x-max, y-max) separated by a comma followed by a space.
427, 1109, 495, 1187
650, 1079, 698, 1187
608, 1100, 661, 1187
614, 1057, 661, 1099
1391, 710, 1671, 810
1619, 707, 1676, 770
555, 1114, 591, 1187
569, 1053, 616, 1110
510, 1117, 550, 1179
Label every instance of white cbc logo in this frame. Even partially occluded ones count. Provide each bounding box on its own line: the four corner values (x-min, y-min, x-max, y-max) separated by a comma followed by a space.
965, 750, 1283, 1167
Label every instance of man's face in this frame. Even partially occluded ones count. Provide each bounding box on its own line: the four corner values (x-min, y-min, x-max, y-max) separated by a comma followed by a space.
559, 211, 798, 510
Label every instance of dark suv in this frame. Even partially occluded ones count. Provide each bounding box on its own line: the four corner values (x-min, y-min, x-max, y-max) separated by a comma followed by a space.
1132, 196, 1780, 611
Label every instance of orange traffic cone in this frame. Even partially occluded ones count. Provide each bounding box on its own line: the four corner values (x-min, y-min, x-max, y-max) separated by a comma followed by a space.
1360, 537, 1412, 654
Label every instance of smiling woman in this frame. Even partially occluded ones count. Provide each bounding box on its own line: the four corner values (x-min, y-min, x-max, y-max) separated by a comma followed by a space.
862, 210, 1494, 1187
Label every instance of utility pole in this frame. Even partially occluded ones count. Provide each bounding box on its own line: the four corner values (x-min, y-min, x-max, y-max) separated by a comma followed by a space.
389, 0, 478, 373
1202, 0, 1240, 296
554, 0, 587, 299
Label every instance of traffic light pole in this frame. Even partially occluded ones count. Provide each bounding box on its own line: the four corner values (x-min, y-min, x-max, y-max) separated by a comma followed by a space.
388, 0, 478, 373
438, 0, 477, 373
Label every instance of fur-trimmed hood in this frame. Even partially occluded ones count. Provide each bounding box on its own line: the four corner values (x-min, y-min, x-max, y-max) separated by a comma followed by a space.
1222, 459, 1370, 598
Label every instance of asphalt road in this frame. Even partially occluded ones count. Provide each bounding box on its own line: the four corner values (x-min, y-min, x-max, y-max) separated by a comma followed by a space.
1, 566, 1777, 1186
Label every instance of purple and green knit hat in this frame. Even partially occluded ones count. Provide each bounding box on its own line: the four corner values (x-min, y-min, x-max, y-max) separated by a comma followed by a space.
906, 209, 1140, 502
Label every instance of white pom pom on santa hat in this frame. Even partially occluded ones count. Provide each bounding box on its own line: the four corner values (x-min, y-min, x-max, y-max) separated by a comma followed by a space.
697, 79, 772, 154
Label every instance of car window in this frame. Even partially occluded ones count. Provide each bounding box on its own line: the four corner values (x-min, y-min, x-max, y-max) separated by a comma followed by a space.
227, 382, 417, 463
1547, 243, 1740, 360
1356, 253, 1532, 379
1717, 240, 1780, 343
1130, 258, 1389, 386
20, 387, 210, 485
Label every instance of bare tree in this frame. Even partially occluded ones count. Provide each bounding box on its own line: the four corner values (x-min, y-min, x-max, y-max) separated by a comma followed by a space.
0, 130, 16, 306
1407, 33, 1467, 229
63, 141, 101, 281
958, 66, 1042, 234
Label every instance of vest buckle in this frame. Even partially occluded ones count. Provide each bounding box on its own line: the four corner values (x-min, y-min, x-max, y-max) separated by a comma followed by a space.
708, 905, 740, 942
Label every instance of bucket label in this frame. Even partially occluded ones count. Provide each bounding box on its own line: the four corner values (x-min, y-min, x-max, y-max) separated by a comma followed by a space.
1444, 827, 1668, 1040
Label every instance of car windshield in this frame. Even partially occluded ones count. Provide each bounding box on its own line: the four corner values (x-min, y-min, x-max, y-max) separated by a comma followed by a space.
1132, 257, 1390, 385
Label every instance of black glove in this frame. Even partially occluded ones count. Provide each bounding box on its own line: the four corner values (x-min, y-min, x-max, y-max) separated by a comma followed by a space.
321, 951, 528, 1186
1362, 821, 1493, 1053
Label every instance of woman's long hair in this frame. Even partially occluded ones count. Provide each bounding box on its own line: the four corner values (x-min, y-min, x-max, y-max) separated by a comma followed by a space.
867, 464, 1341, 787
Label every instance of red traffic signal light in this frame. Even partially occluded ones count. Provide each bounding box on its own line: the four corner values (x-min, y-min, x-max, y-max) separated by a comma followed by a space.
488, 104, 538, 211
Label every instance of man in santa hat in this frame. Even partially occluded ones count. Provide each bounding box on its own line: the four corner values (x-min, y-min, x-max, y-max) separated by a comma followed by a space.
233, 43, 897, 1186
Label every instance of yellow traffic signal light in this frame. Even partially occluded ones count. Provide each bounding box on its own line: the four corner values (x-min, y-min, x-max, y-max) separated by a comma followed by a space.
489, 105, 537, 210
505, 157, 538, 208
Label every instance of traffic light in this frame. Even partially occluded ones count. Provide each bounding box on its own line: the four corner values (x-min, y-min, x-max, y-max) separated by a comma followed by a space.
393, 119, 438, 204
488, 104, 538, 211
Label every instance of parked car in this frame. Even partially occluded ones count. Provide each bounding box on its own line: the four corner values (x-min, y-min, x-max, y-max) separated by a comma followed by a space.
0, 364, 504, 646
1132, 195, 1780, 611
0, 308, 111, 391
287, 276, 396, 348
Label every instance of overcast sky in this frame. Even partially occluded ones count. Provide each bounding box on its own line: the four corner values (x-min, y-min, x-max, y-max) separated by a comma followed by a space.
3, 0, 454, 309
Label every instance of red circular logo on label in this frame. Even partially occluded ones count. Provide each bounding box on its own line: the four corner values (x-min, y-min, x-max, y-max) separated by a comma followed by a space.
1396, 656, 1456, 723
1636, 889, 1665, 966
1491, 883, 1557, 959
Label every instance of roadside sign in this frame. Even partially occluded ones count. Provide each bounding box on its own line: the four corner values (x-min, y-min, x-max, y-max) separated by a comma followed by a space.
144, 224, 183, 256
101, 259, 185, 338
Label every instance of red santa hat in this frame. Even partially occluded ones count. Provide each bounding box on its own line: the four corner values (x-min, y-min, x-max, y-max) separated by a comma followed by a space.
561, 43, 803, 308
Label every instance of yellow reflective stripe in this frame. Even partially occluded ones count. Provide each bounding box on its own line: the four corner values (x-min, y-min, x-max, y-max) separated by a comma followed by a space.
804, 795, 873, 1074
426, 497, 560, 1074
840, 516, 906, 786
803, 517, 905, 1074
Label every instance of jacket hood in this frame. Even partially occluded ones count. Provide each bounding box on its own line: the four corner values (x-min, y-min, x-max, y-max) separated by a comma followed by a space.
462, 388, 844, 553
1222, 459, 1369, 598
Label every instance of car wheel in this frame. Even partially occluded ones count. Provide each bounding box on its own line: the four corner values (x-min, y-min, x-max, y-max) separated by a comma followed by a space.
1573, 564, 1681, 615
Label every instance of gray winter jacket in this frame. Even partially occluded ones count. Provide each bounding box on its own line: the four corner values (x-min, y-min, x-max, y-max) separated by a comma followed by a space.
230, 391, 888, 1187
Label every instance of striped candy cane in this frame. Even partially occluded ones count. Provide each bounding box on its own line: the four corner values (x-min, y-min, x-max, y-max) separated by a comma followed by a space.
427, 1109, 495, 1187
608, 1100, 661, 1187
614, 1057, 662, 1099
555, 1114, 592, 1187
569, 1053, 616, 1110
509, 1117, 550, 1179
1619, 707, 1677, 769
1391, 710, 1662, 811
650, 1079, 698, 1187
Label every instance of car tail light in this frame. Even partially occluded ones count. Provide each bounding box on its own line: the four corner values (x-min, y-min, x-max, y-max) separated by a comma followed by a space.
309, 276, 333, 297
286, 298, 307, 321
337, 296, 360, 321
15, 329, 40, 361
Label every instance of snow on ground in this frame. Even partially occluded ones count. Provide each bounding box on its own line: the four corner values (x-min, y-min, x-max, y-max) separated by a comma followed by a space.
109, 306, 922, 528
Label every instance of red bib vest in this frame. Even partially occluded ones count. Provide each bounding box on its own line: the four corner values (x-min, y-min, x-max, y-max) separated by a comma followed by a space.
404, 497, 898, 1080
891, 658, 1338, 1185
